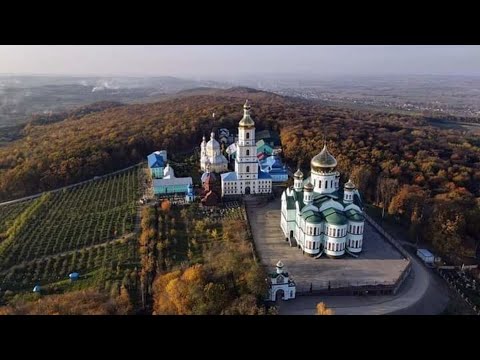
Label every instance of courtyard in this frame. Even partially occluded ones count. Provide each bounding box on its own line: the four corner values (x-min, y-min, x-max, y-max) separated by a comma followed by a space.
246, 196, 410, 293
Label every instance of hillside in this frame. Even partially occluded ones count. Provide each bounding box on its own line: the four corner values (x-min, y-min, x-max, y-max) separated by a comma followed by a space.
0, 87, 479, 261
0, 167, 142, 310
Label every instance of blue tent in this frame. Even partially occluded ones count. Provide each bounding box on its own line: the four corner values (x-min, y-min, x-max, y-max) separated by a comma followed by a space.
33, 285, 41, 293
69, 272, 80, 281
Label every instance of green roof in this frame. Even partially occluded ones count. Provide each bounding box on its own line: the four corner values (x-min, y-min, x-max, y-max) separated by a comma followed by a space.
345, 208, 364, 222
305, 213, 323, 224
269, 271, 288, 278
321, 207, 347, 225
286, 194, 296, 209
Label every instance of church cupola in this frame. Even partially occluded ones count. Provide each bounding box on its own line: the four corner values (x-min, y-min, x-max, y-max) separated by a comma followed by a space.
276, 260, 285, 274
294, 168, 304, 191
343, 179, 356, 203
303, 182, 314, 205
239, 99, 255, 128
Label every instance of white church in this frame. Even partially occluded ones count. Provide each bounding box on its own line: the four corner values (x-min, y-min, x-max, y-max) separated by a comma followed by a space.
221, 100, 272, 196
281, 144, 365, 258
200, 132, 229, 173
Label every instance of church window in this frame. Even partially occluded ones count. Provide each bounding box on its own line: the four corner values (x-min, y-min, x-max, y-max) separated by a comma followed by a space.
336, 243, 339, 251
319, 180, 322, 188
325, 181, 328, 189
246, 166, 250, 173
246, 149, 250, 156
246, 132, 250, 139
331, 180, 333, 188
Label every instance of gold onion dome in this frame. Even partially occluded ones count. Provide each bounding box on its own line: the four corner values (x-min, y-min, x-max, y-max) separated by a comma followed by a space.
239, 99, 255, 127
345, 179, 356, 190
304, 182, 314, 192
294, 168, 304, 179
311, 144, 337, 171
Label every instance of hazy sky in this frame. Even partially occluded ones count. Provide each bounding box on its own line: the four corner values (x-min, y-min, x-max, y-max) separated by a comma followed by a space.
0, 45, 479, 79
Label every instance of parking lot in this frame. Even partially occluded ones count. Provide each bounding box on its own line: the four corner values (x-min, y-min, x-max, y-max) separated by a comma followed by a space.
246, 197, 409, 292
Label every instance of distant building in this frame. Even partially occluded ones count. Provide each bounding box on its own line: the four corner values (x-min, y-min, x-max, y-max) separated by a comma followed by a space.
259, 155, 288, 182
256, 139, 274, 157
147, 150, 167, 179
200, 171, 220, 206
185, 183, 195, 203
221, 100, 272, 196
148, 151, 192, 196
152, 163, 192, 196
267, 261, 296, 301
218, 128, 230, 145
200, 132, 229, 173
227, 140, 275, 161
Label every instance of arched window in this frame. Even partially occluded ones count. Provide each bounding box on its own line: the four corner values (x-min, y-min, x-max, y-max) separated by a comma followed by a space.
319, 180, 322, 188
246, 149, 250, 156
331, 180, 333, 188
246, 166, 250, 173
325, 181, 328, 189
246, 132, 250, 139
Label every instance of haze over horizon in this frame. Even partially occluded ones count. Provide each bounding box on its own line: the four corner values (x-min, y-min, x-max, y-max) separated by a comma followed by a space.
0, 45, 479, 80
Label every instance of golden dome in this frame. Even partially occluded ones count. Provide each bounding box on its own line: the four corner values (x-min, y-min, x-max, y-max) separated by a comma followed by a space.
311, 144, 337, 172
304, 182, 314, 192
344, 179, 356, 190
239, 99, 255, 127
294, 168, 304, 179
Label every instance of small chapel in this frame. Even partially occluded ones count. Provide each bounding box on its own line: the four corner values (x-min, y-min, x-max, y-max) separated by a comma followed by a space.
200, 132, 229, 173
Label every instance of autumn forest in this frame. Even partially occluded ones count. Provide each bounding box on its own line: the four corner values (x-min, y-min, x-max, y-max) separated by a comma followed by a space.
1, 87, 479, 263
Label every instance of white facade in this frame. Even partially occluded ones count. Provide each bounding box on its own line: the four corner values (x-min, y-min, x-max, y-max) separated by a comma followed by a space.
281, 145, 365, 258
221, 100, 272, 196
267, 261, 296, 301
200, 132, 229, 173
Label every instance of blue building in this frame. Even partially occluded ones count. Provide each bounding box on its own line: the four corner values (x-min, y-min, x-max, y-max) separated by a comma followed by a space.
151, 164, 192, 196
185, 183, 195, 203
147, 151, 167, 179
259, 155, 288, 183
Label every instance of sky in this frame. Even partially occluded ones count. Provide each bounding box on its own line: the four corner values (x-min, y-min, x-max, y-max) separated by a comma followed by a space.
0, 45, 479, 79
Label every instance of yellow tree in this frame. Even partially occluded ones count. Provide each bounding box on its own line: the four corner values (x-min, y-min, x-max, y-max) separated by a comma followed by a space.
316, 302, 335, 315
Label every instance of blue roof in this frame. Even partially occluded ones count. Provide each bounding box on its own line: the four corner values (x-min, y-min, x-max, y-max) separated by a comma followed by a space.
258, 170, 272, 180
260, 156, 287, 174
147, 152, 165, 168
221, 172, 237, 181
